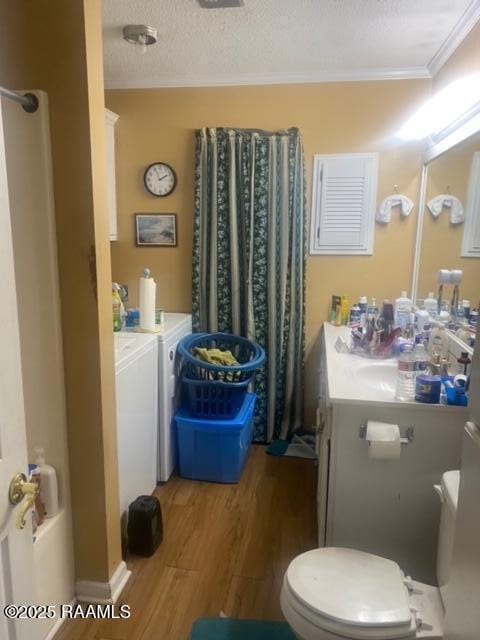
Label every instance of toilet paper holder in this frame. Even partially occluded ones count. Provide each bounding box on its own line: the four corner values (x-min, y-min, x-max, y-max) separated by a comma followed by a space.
359, 424, 414, 444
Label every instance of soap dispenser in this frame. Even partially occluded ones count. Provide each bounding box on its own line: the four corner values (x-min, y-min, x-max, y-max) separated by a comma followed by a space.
34, 448, 59, 519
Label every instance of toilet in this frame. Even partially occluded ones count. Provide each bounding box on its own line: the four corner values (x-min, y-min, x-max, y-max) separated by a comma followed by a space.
281, 470, 460, 640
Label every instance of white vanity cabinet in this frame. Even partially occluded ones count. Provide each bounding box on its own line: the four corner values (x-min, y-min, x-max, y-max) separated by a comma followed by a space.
105, 108, 119, 241
317, 323, 468, 584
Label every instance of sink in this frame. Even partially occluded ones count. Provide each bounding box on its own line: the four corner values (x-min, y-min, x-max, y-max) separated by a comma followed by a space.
354, 361, 398, 394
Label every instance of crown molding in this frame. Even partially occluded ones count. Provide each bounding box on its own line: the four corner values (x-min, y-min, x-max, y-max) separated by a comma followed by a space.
423, 100, 480, 164
105, 67, 431, 91
428, 0, 480, 77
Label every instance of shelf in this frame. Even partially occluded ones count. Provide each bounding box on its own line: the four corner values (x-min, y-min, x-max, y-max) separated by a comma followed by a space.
33, 508, 64, 545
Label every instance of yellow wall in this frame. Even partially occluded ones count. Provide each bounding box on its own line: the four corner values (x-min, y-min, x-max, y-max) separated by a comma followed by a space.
0, 0, 121, 582
433, 21, 480, 91
419, 131, 480, 303
107, 82, 429, 427
107, 81, 429, 352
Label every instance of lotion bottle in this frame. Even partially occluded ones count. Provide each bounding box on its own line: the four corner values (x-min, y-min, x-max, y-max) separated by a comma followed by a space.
112, 284, 122, 332
34, 448, 59, 519
424, 292, 438, 319
394, 291, 412, 330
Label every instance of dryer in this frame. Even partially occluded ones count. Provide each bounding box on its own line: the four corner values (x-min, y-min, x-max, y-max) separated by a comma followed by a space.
155, 313, 192, 481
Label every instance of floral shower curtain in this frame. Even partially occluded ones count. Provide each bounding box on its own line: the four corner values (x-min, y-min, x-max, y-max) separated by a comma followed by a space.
192, 127, 306, 442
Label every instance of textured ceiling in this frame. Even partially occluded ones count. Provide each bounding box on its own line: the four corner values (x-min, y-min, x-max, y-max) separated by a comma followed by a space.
102, 0, 473, 89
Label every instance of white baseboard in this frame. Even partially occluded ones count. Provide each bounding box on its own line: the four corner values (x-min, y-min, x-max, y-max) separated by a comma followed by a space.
42, 598, 76, 640
75, 561, 131, 604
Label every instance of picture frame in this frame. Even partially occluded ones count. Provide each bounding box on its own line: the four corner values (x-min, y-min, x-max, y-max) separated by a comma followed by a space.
135, 214, 178, 247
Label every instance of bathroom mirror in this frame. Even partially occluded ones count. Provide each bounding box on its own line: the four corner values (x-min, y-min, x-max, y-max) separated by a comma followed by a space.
417, 131, 480, 301
413, 127, 480, 351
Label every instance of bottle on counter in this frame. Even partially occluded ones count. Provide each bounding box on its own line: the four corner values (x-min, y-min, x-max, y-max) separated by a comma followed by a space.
457, 351, 472, 376
358, 296, 368, 328
438, 301, 450, 323
340, 296, 350, 326
34, 448, 59, 519
416, 309, 430, 333
413, 341, 428, 374
462, 299, 471, 320
469, 309, 478, 330
367, 297, 378, 322
394, 291, 412, 330
395, 343, 416, 401
428, 322, 449, 360
112, 284, 122, 332
349, 304, 361, 326
424, 292, 438, 320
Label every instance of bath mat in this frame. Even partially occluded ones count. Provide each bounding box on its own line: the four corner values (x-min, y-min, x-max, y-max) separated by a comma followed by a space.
266, 435, 317, 460
284, 434, 317, 460
190, 618, 295, 639
266, 439, 289, 456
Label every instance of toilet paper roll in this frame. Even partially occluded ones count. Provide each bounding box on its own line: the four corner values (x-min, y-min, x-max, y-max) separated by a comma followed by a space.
366, 420, 401, 460
139, 270, 156, 332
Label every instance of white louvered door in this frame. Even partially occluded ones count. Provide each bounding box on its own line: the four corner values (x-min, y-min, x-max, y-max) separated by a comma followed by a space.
461, 151, 480, 257
310, 153, 378, 255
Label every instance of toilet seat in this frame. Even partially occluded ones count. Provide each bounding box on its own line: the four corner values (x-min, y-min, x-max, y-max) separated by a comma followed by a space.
282, 548, 418, 639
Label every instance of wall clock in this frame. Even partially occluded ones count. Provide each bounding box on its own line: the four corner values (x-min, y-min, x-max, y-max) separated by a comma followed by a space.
143, 162, 177, 197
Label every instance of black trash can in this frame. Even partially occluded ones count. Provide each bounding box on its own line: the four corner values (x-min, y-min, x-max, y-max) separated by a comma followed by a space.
127, 495, 163, 557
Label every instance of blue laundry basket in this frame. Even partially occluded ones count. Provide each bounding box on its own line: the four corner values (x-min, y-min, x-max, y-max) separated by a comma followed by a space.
182, 376, 251, 420
178, 332, 265, 382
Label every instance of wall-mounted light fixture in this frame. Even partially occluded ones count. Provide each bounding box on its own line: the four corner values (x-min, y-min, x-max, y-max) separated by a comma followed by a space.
397, 73, 480, 141
123, 25, 158, 55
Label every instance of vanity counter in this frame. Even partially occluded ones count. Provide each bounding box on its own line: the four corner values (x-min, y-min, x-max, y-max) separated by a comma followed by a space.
317, 323, 468, 584
323, 322, 468, 413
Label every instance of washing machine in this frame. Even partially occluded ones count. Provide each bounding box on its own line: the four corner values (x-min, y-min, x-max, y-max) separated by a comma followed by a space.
114, 332, 158, 515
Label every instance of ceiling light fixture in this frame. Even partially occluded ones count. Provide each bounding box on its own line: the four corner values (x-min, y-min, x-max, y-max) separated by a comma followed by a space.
197, 0, 244, 8
123, 25, 158, 55
397, 73, 480, 141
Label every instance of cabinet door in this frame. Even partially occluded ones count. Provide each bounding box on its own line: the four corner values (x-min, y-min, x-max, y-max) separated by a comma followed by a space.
469, 329, 480, 424
317, 404, 331, 547
444, 423, 480, 639
105, 109, 119, 241
317, 333, 331, 546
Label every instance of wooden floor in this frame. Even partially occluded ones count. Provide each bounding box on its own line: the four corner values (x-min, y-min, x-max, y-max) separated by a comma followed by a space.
56, 446, 317, 640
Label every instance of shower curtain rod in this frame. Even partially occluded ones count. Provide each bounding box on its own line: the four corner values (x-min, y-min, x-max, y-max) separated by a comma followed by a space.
0, 87, 38, 113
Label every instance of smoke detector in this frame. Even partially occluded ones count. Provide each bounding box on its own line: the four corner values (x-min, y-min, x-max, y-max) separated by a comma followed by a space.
197, 0, 244, 8
123, 25, 158, 55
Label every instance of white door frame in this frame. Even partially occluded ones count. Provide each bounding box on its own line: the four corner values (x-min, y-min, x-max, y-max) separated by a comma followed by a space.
0, 96, 37, 640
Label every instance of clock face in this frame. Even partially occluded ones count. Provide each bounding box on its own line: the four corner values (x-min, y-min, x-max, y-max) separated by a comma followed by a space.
144, 163, 177, 197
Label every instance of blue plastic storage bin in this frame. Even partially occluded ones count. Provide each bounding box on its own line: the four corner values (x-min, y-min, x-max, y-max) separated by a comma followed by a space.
181, 376, 251, 420
175, 392, 256, 483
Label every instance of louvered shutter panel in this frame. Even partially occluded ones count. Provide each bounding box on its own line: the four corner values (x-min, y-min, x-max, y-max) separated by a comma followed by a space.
462, 152, 480, 257
310, 153, 378, 255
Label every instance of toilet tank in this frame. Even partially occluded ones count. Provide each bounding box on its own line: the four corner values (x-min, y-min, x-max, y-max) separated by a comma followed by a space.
436, 470, 460, 603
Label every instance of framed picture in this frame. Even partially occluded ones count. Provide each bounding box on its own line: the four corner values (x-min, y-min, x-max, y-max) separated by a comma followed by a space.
135, 214, 177, 247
